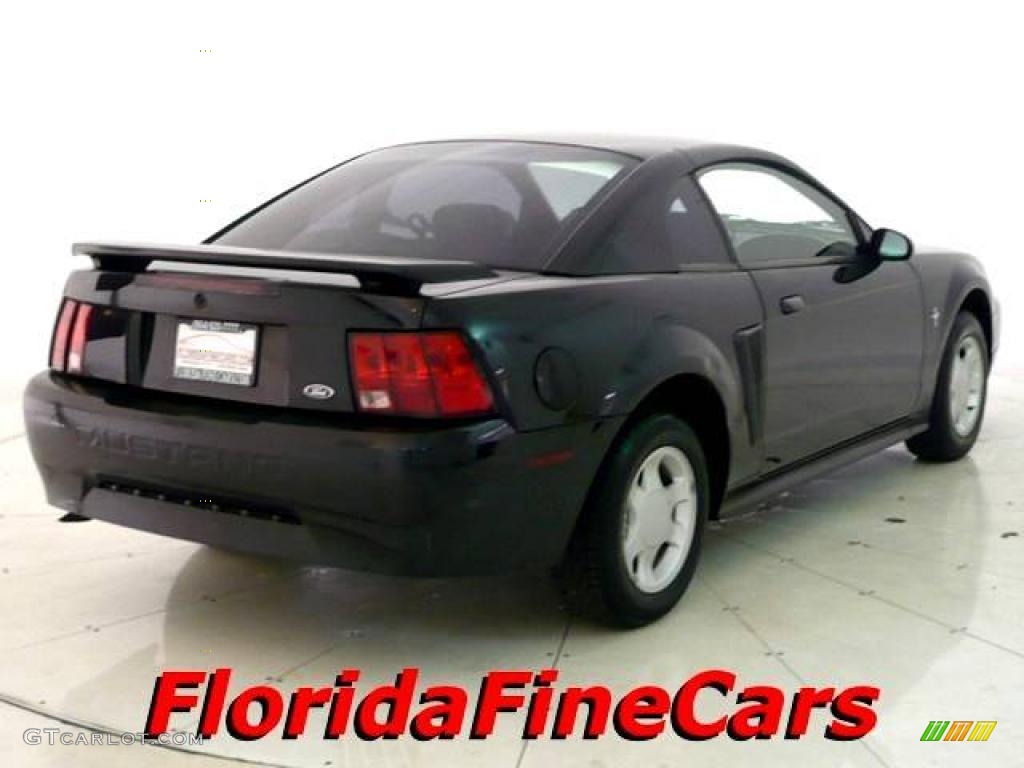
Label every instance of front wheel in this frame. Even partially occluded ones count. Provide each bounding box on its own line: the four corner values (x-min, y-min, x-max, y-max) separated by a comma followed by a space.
566, 414, 709, 627
906, 311, 989, 461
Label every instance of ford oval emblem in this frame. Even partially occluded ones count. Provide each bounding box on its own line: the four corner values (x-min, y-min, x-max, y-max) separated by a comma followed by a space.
302, 383, 335, 401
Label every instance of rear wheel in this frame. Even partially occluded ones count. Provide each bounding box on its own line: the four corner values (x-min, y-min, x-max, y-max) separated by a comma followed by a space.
564, 414, 709, 627
906, 311, 988, 461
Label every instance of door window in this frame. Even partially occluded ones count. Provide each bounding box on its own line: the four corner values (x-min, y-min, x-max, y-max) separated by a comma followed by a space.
699, 164, 858, 264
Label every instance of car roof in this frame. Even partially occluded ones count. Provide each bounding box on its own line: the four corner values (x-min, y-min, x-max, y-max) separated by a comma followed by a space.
390, 134, 792, 172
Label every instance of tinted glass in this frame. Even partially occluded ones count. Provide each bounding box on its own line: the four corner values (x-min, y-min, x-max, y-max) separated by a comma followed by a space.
590, 175, 729, 273
699, 164, 857, 264
527, 159, 628, 220
213, 142, 637, 270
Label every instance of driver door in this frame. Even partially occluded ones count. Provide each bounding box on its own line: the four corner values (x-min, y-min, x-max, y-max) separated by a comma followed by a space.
699, 163, 923, 466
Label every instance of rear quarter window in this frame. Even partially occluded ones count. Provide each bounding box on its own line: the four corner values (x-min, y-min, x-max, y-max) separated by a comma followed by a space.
589, 175, 732, 273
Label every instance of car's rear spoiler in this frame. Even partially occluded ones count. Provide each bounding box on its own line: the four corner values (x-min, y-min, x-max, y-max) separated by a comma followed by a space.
72, 241, 497, 295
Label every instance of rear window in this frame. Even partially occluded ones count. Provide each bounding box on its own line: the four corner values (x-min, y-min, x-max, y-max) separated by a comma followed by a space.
213, 142, 637, 270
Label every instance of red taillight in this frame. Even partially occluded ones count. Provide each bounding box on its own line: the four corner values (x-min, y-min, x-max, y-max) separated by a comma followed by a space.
349, 331, 494, 418
50, 299, 78, 371
420, 332, 494, 415
66, 303, 94, 375
350, 333, 391, 410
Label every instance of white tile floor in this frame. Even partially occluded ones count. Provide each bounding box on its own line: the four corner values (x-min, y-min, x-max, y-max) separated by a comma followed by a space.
1, 375, 1022, 767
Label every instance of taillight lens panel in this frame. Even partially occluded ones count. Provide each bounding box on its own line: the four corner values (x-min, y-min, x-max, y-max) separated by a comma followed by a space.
350, 333, 395, 412
420, 332, 494, 416
51, 299, 94, 375
349, 331, 494, 418
50, 299, 78, 371
67, 303, 94, 374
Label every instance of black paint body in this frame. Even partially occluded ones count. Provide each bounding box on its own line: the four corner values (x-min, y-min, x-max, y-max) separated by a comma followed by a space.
23, 137, 998, 574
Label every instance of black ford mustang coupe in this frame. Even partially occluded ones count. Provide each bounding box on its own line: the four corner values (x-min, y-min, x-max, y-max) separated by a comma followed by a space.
25, 137, 997, 626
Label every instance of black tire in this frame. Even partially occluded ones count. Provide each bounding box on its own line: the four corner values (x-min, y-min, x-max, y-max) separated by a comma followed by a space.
906, 311, 989, 462
562, 413, 709, 628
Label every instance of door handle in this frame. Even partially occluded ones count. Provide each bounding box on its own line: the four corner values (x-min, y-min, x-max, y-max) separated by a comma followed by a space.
780, 294, 806, 314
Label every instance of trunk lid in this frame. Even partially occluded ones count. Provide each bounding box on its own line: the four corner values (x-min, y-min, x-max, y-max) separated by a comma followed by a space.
59, 242, 515, 413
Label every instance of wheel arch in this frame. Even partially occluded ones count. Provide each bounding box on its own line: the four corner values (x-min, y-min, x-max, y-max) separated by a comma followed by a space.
581, 372, 731, 525
559, 370, 733, 576
626, 374, 731, 518
959, 287, 993, 357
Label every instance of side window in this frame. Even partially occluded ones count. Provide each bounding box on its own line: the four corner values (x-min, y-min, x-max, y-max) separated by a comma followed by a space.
592, 176, 729, 273
698, 164, 858, 265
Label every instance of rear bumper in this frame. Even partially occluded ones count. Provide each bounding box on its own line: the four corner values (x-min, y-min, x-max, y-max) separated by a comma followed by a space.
23, 373, 621, 575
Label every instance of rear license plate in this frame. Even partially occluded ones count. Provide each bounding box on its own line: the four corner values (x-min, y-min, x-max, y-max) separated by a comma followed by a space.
173, 319, 259, 386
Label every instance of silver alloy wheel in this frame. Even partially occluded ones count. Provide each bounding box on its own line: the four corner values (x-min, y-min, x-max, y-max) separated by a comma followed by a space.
949, 334, 985, 437
622, 445, 698, 594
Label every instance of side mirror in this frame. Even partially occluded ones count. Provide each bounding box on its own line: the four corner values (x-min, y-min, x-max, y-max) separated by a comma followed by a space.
868, 228, 913, 261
